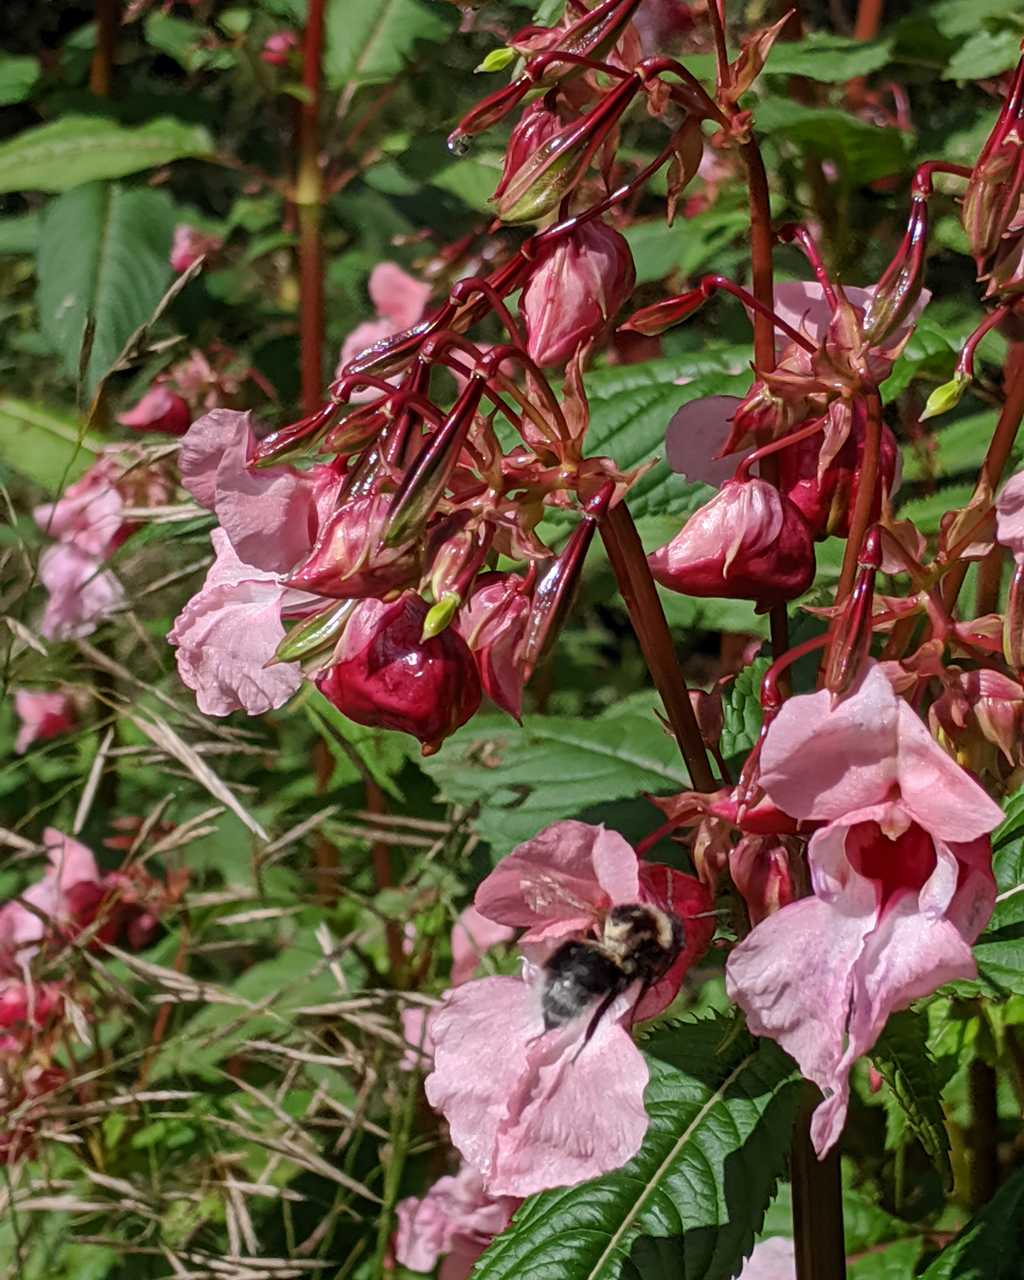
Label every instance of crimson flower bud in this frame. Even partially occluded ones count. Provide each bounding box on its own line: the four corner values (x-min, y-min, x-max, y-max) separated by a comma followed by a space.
457, 571, 533, 719
261, 30, 299, 66
521, 507, 602, 679
861, 194, 928, 344
521, 218, 636, 366
316, 593, 481, 754
689, 685, 724, 748
425, 515, 494, 609
117, 386, 191, 437
962, 52, 1024, 269
252, 402, 347, 465
492, 100, 564, 204
779, 415, 899, 540
286, 493, 420, 599
621, 286, 707, 336
648, 479, 815, 609
729, 835, 795, 926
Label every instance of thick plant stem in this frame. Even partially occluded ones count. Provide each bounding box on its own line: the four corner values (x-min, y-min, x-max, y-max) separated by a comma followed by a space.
968, 1058, 1000, 1210
600, 502, 716, 791
90, 0, 118, 97
791, 1084, 847, 1280
297, 0, 327, 415
943, 342, 1024, 611
835, 389, 883, 606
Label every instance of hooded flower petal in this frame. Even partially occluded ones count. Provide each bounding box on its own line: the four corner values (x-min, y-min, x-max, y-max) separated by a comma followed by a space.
168, 529, 301, 716
664, 395, 749, 487
425, 974, 649, 1196
393, 1164, 518, 1278
117, 386, 192, 437
450, 906, 516, 987
474, 821, 641, 940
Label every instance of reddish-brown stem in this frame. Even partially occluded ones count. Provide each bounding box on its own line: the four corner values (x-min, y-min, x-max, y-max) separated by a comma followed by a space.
957, 305, 1013, 381
791, 1084, 848, 1280
706, 0, 731, 92
853, 0, 885, 40
943, 342, 1024, 611
90, 0, 118, 97
835, 390, 883, 607
600, 503, 717, 791
976, 546, 1004, 617
297, 0, 327, 416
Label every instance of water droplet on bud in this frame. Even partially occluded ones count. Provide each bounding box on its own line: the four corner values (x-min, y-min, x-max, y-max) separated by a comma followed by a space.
447, 132, 471, 157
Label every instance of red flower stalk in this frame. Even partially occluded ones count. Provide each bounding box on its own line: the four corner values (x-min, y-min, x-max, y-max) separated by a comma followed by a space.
862, 193, 929, 343
316, 593, 481, 754
823, 526, 882, 697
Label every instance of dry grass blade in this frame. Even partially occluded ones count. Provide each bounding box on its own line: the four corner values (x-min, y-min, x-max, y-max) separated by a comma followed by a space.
72, 726, 115, 834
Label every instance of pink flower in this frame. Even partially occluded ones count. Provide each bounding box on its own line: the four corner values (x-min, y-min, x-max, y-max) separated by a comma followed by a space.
37, 543, 125, 640
336, 263, 432, 399
168, 529, 302, 717
260, 30, 299, 66
393, 1163, 519, 1279
316, 593, 481, 753
169, 224, 222, 274
0, 830, 100, 973
425, 822, 714, 1195
456, 572, 532, 719
664, 395, 749, 487
521, 219, 636, 366
13, 691, 77, 755
995, 471, 1024, 563
648, 478, 815, 608
117, 385, 192, 437
725, 663, 1002, 1156
739, 1237, 796, 1279
729, 835, 795, 926
34, 458, 126, 558
450, 905, 516, 987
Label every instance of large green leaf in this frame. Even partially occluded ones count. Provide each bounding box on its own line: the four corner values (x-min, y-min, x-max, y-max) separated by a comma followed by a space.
920, 1166, 1024, 1278
421, 704, 686, 856
719, 658, 770, 764
325, 0, 453, 88
756, 99, 909, 187
943, 28, 1021, 81
0, 115, 213, 194
763, 33, 894, 82
474, 1014, 800, 1280
974, 789, 1024, 995
870, 1010, 952, 1187
37, 182, 176, 396
0, 397, 101, 493
900, 410, 1006, 485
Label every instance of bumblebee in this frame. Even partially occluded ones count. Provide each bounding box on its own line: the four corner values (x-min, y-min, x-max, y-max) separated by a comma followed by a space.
540, 903, 685, 1042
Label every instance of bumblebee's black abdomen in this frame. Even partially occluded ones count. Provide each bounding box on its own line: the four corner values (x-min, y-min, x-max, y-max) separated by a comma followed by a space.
541, 941, 628, 1030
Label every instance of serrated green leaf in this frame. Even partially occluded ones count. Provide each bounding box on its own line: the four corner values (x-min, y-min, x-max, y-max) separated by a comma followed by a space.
763, 33, 894, 82
756, 99, 909, 187
0, 54, 40, 106
870, 1009, 952, 1187
900, 410, 1003, 484
421, 705, 686, 856
920, 1166, 1024, 1278
944, 28, 1021, 81
0, 115, 213, 194
0, 397, 101, 492
37, 182, 176, 396
849, 1237, 927, 1278
474, 1013, 800, 1280
974, 790, 1024, 995
720, 658, 770, 763
895, 482, 974, 536
881, 320, 958, 403
325, 0, 453, 89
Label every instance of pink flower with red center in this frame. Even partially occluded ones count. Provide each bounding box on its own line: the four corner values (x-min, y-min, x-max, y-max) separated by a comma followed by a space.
13, 690, 77, 755
725, 663, 1003, 1156
169, 224, 222, 274
521, 218, 636, 367
647, 478, 815, 608
393, 1162, 520, 1279
117, 385, 192, 437
424, 821, 713, 1196
316, 593, 481, 753
0, 830, 101, 973
335, 263, 432, 400
260, 30, 299, 66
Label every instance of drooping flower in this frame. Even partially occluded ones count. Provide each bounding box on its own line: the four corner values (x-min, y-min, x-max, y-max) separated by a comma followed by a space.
425, 822, 713, 1196
393, 1162, 520, 1280
726, 663, 1003, 1156
117, 385, 192, 437
336, 263, 433, 398
0, 830, 101, 972
648, 478, 814, 608
169, 224, 222, 274
729, 835, 795, 926
13, 690, 77, 755
34, 458, 126, 559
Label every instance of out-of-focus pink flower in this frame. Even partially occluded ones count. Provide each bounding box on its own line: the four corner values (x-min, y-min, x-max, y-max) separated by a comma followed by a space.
117, 385, 192, 437
0, 830, 100, 973
400, 1004, 438, 1072
260, 29, 299, 66
521, 219, 636, 366
393, 1162, 520, 1279
648, 479, 815, 608
0, 1064, 66, 1164
729, 835, 795, 926
0, 980, 63, 1031
13, 691, 77, 755
726, 663, 1002, 1156
336, 263, 432, 399
168, 529, 302, 717
456, 572, 532, 719
739, 1237, 796, 1280
426, 823, 714, 1195
634, 0, 696, 56
179, 409, 331, 574
169, 224, 222, 274
450, 905, 516, 986
34, 458, 125, 558
37, 544, 125, 640
316, 593, 481, 753
664, 395, 748, 487
996, 471, 1024, 563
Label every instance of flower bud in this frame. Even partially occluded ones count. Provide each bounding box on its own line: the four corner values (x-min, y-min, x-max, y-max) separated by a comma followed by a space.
521, 218, 636, 366
521, 507, 601, 679
920, 372, 970, 422
648, 479, 815, 609
492, 100, 564, 204
962, 52, 1024, 269
252, 402, 348, 465
261, 30, 299, 66
729, 835, 795, 926
274, 599, 357, 668
1005, 562, 1024, 671
457, 571, 533, 719
938, 669, 1024, 766
823, 527, 882, 699
425, 515, 494, 608
117, 386, 191, 437
861, 195, 928, 344
316, 593, 481, 754
621, 286, 707, 336
286, 493, 420, 599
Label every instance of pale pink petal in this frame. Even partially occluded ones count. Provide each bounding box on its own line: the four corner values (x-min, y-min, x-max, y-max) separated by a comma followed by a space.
944, 836, 997, 941
13, 691, 76, 754
664, 395, 751, 487
995, 471, 1024, 563
450, 906, 516, 986
168, 529, 301, 716
33, 460, 124, 557
41, 829, 100, 891
38, 544, 124, 640
473, 821, 639, 937
739, 1237, 796, 1280
368, 262, 432, 330
771, 281, 861, 348
393, 1165, 517, 1276
179, 408, 243, 510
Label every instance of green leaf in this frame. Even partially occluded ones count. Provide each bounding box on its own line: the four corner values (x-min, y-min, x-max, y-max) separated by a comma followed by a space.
881, 320, 958, 403
763, 33, 894, 82
0, 115, 213, 194
934, 0, 1024, 37
974, 790, 1024, 995
0, 397, 101, 492
895, 482, 974, 537
429, 151, 506, 212
143, 13, 237, 72
474, 1013, 800, 1280
900, 410, 1004, 484
0, 211, 40, 255
325, 0, 454, 89
37, 182, 176, 396
0, 54, 40, 105
756, 99, 909, 187
870, 1009, 952, 1187
720, 658, 770, 763
920, 1166, 1024, 1278
944, 28, 1022, 81
849, 1237, 927, 1278
421, 704, 686, 856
